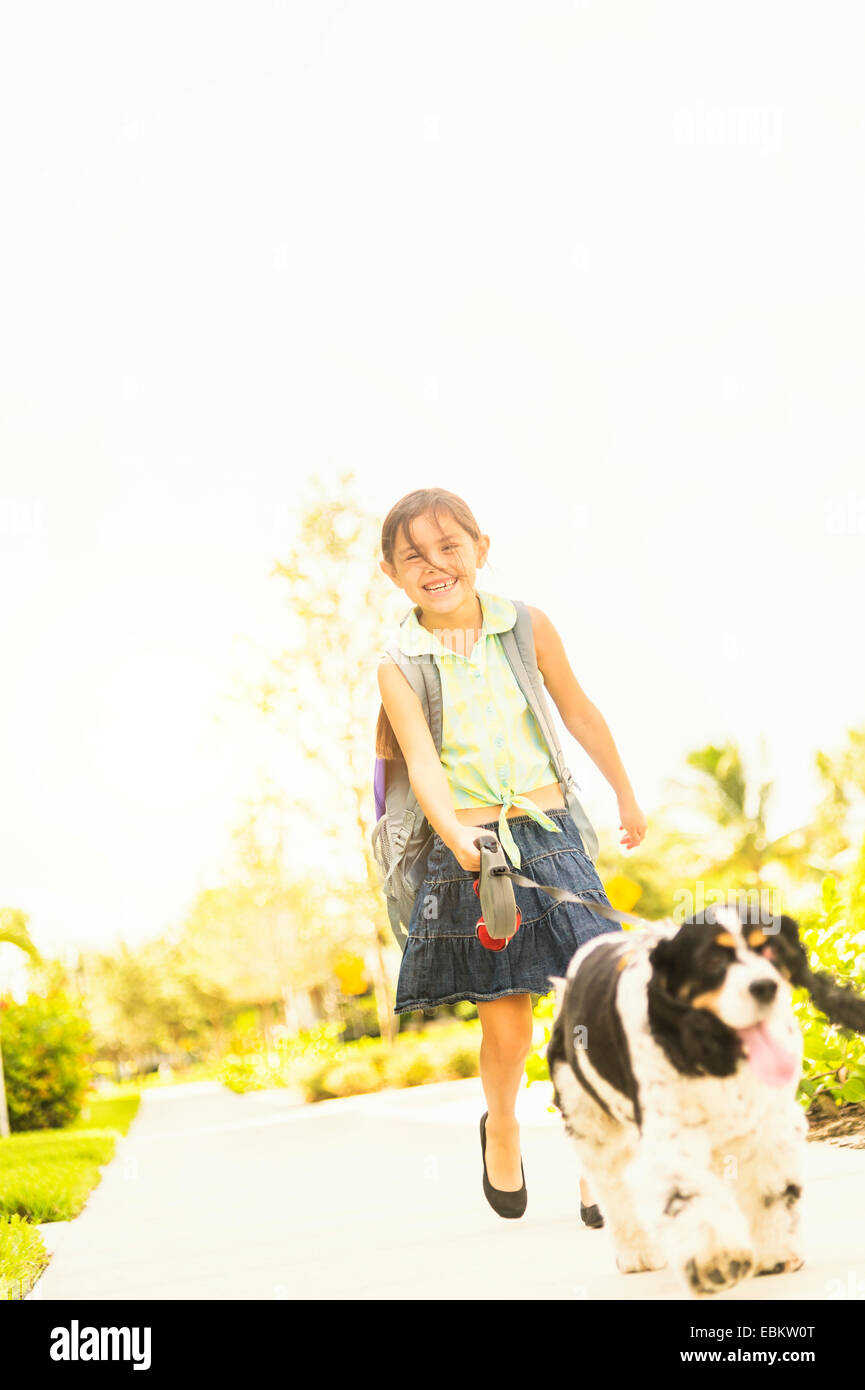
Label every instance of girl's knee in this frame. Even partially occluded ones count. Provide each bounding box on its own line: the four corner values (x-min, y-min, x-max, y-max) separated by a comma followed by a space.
480, 1014, 535, 1063
479, 993, 533, 1034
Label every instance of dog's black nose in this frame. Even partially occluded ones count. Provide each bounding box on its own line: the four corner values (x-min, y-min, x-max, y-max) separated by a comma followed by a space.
750, 978, 778, 1004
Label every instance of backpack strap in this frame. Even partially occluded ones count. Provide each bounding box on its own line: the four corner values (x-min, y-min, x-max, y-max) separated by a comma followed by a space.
499, 600, 571, 793
499, 599, 600, 860
381, 637, 442, 858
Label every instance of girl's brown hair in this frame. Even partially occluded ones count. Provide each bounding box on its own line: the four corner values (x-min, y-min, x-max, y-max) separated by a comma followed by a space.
375, 488, 485, 761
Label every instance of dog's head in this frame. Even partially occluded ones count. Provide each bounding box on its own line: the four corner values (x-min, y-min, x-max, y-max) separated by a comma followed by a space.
647, 905, 804, 1083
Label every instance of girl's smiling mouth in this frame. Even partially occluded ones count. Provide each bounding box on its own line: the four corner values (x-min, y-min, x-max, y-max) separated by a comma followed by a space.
422, 576, 459, 593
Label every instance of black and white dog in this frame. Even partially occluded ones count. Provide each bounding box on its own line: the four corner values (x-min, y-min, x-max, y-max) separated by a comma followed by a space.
547, 904, 865, 1297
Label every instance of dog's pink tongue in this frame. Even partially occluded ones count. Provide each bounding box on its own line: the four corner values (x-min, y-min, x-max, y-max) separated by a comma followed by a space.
738, 1021, 798, 1087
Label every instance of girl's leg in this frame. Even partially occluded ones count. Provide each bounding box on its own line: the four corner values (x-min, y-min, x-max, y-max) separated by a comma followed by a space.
476, 993, 599, 1204
476, 994, 534, 1191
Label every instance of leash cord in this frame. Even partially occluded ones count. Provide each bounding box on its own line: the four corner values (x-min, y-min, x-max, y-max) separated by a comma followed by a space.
493, 867, 650, 930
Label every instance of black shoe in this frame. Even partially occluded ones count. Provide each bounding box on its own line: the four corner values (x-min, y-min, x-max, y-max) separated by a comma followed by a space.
580, 1202, 604, 1229
480, 1111, 527, 1219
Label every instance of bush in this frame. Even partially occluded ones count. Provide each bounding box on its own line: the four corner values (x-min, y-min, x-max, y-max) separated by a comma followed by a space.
793, 870, 865, 1111
294, 1021, 481, 1101
217, 1021, 344, 1094
0, 992, 93, 1131
381, 1045, 436, 1089
321, 1060, 383, 1097
524, 991, 557, 1089
219, 1056, 279, 1094
299, 1061, 340, 1102
452, 1000, 479, 1022
213, 1016, 484, 1102
441, 1045, 479, 1079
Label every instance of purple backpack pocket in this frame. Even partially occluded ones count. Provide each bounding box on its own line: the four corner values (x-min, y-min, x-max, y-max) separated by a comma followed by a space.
374, 756, 386, 823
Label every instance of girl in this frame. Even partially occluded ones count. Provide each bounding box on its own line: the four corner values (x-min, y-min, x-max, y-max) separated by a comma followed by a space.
376, 488, 647, 1222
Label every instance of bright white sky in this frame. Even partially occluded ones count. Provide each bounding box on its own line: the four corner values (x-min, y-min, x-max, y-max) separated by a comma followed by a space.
1, 1, 863, 972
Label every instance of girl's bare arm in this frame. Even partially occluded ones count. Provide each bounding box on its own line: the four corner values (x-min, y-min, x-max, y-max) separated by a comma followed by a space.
377, 660, 482, 869
526, 607, 647, 849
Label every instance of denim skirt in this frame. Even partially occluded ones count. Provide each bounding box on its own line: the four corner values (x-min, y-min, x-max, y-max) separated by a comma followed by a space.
393, 807, 623, 1014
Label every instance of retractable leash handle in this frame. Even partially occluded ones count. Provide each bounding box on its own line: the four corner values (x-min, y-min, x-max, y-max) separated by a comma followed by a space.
472, 834, 522, 951
472, 831, 650, 950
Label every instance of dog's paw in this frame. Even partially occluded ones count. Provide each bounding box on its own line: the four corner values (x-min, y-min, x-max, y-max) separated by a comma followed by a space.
683, 1247, 754, 1296
755, 1254, 804, 1277
615, 1248, 667, 1274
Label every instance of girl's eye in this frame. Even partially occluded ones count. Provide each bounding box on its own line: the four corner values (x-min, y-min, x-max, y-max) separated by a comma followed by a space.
406, 544, 455, 560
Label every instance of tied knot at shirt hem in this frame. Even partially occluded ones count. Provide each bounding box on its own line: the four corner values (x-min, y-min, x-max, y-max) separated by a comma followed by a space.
495, 794, 563, 869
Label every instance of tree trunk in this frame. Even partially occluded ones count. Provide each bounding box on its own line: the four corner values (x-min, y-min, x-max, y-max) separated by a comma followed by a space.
282, 985, 300, 1036
0, 1029, 10, 1138
260, 1000, 275, 1049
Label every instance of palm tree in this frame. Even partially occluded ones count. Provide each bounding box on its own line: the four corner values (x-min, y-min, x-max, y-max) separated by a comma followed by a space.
0, 909, 40, 1138
675, 742, 818, 889
814, 724, 865, 867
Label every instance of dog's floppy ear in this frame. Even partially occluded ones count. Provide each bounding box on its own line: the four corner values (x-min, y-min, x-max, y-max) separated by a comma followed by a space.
769, 913, 865, 1035
766, 914, 811, 988
648, 935, 677, 988
646, 928, 742, 1077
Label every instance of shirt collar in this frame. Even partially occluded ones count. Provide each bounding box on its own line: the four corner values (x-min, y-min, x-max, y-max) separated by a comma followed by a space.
397, 589, 517, 657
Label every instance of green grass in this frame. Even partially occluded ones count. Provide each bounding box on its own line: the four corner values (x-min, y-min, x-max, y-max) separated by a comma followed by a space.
0, 1087, 143, 1297
68, 1092, 141, 1135
0, 1127, 121, 1222
0, 1215, 49, 1301
0, 1088, 141, 1223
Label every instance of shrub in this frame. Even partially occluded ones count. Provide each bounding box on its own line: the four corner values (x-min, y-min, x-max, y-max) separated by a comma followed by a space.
452, 1000, 479, 1022
296, 1027, 479, 1100
322, 1060, 383, 1097
793, 871, 865, 1111
218, 1057, 266, 1094
217, 1021, 344, 1094
384, 1047, 436, 1088
525, 992, 557, 1089
299, 1061, 341, 1102
442, 1045, 479, 1080
0, 992, 93, 1131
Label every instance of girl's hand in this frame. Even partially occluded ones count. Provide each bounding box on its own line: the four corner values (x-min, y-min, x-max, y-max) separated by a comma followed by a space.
446, 826, 484, 873
618, 796, 647, 850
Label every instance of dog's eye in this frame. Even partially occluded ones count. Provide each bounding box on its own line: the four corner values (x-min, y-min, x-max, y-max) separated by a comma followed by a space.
750, 940, 776, 963
745, 929, 772, 953
708, 945, 736, 965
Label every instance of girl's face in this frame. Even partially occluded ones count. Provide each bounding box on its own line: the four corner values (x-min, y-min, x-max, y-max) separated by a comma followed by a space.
381, 511, 490, 610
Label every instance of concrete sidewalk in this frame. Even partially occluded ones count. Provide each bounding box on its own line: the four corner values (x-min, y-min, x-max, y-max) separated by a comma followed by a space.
28, 1076, 865, 1301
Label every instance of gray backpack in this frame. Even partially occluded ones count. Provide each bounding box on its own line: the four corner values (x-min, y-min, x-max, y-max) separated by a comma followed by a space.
371, 598, 600, 953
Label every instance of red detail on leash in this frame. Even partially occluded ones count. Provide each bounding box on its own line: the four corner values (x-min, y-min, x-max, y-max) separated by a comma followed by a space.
475, 902, 522, 951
